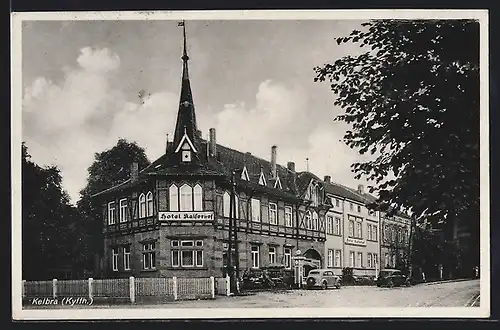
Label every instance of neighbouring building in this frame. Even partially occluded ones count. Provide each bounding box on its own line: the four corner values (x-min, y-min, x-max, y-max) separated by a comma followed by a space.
322, 179, 381, 278
91, 25, 327, 279
380, 212, 411, 270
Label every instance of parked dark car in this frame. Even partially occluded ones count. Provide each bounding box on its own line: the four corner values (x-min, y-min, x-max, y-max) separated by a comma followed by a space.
376, 269, 410, 288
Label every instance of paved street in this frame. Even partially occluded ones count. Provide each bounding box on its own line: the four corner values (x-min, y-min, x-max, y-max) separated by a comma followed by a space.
25, 279, 479, 309
161, 279, 480, 308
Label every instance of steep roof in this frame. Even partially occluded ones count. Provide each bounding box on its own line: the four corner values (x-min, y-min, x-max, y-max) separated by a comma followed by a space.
323, 181, 367, 204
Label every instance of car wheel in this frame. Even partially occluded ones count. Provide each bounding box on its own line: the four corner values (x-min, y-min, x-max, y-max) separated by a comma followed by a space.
322, 281, 328, 290
335, 284, 341, 289
387, 280, 394, 288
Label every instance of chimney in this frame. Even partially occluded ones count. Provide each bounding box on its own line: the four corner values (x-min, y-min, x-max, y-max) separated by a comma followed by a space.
209, 128, 216, 157
130, 162, 139, 182
357, 184, 364, 194
324, 175, 331, 183
287, 161, 295, 172
197, 130, 202, 138
271, 145, 277, 179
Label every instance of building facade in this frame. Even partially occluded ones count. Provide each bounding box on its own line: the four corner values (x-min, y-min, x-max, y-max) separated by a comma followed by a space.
380, 213, 411, 270
322, 179, 381, 277
92, 25, 327, 279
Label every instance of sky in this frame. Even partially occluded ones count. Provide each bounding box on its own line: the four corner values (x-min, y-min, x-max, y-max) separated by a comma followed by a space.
21, 19, 373, 204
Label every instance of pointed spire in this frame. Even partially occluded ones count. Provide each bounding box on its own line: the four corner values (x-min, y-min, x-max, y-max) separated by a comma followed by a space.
180, 20, 189, 80
171, 20, 200, 164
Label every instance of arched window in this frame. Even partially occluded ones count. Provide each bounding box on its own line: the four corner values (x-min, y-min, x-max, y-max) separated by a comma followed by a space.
146, 191, 154, 217
139, 193, 146, 218
305, 211, 312, 229
180, 184, 193, 211
194, 184, 203, 211
223, 192, 230, 217
312, 211, 318, 230
169, 185, 178, 211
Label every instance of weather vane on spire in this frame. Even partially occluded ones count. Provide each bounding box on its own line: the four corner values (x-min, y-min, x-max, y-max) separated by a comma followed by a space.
178, 20, 189, 62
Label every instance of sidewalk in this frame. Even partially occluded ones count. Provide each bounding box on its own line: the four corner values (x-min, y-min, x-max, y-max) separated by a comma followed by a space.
421, 277, 478, 286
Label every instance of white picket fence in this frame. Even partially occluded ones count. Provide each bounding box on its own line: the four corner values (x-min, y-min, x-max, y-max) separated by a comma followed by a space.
23, 276, 232, 302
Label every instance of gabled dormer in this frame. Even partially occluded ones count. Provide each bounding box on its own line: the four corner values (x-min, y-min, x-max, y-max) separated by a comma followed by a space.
258, 169, 267, 186
240, 166, 250, 181
174, 127, 198, 163
274, 175, 283, 189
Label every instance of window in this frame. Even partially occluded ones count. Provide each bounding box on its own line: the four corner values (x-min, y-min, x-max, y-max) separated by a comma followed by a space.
373, 254, 379, 268
269, 203, 277, 225
334, 250, 341, 267
146, 191, 153, 217
284, 247, 292, 269
112, 248, 118, 271
268, 246, 276, 264
326, 216, 333, 235
142, 242, 156, 270
367, 253, 373, 268
349, 251, 355, 267
181, 142, 191, 162
251, 198, 261, 222
119, 199, 127, 223
285, 206, 293, 227
334, 217, 341, 235
312, 211, 318, 230
392, 254, 396, 267
169, 185, 178, 211
336, 199, 340, 207
180, 184, 193, 211
274, 176, 283, 189
139, 193, 146, 218
357, 252, 363, 268
305, 211, 312, 229
123, 246, 131, 270
350, 202, 353, 211
373, 225, 378, 241
194, 184, 203, 211
251, 246, 260, 268
108, 202, 116, 225
327, 249, 334, 268
223, 192, 230, 218
171, 240, 204, 268
368, 209, 375, 216
385, 253, 390, 267
357, 205, 361, 213
348, 219, 354, 237
356, 221, 363, 238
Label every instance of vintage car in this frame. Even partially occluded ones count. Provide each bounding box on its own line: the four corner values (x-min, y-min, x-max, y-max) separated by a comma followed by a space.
305, 269, 341, 290
376, 269, 411, 288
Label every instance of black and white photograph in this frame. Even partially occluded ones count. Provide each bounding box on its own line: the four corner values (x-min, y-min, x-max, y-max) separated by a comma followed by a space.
11, 10, 489, 320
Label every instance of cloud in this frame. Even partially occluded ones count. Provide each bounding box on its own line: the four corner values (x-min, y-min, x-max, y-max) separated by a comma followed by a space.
22, 47, 178, 203
199, 79, 370, 188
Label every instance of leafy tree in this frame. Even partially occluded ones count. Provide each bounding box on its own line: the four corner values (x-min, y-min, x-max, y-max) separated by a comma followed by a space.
77, 139, 150, 277
22, 143, 87, 279
314, 20, 479, 240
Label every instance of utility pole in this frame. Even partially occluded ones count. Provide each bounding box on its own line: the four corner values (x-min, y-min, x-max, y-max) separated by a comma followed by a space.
227, 174, 233, 291
407, 215, 416, 281
231, 171, 240, 293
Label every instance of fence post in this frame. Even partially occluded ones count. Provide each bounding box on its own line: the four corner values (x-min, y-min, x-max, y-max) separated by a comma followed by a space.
88, 278, 93, 300
22, 280, 26, 299
210, 276, 215, 299
225, 275, 230, 296
129, 276, 135, 303
52, 279, 58, 298
173, 277, 178, 301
